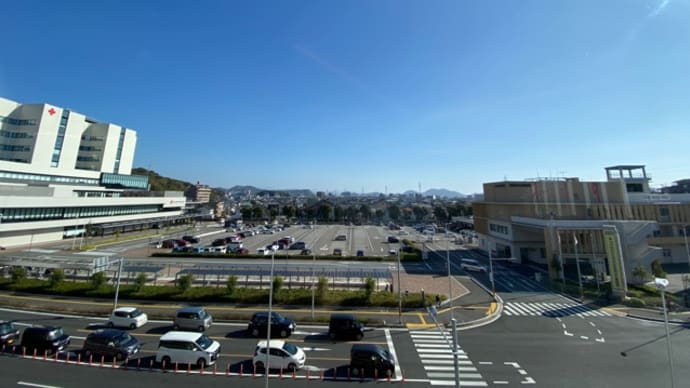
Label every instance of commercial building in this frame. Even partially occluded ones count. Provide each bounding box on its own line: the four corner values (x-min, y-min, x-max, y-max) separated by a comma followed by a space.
0, 96, 186, 248
473, 165, 690, 296
185, 182, 211, 203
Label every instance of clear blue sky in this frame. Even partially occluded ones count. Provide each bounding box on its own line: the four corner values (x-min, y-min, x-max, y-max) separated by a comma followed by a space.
2, 0, 689, 194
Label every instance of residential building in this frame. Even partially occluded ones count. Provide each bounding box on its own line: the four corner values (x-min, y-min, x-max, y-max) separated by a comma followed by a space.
0, 96, 186, 248
186, 182, 211, 203
473, 165, 690, 296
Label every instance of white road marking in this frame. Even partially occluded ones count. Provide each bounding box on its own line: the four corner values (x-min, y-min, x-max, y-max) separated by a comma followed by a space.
424, 366, 478, 372
504, 362, 520, 368
580, 336, 589, 340
384, 329, 402, 380
518, 369, 528, 375
478, 361, 493, 365
494, 381, 510, 385
18, 382, 62, 388
430, 380, 488, 386
564, 331, 573, 336
596, 338, 605, 343
521, 377, 537, 384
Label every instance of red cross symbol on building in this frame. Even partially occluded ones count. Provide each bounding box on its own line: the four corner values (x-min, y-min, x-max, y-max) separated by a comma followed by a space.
48, 108, 56, 116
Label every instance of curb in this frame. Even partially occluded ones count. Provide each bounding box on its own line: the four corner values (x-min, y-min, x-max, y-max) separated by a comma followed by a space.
626, 314, 687, 325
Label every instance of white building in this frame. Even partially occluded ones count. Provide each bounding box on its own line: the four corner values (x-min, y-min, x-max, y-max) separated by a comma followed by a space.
0, 96, 186, 248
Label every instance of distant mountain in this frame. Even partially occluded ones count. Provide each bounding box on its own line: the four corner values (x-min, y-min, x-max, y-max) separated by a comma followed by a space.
424, 188, 465, 198
227, 185, 314, 198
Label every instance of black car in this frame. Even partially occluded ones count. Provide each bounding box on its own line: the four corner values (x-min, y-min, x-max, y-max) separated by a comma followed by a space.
387, 236, 399, 243
21, 326, 70, 354
350, 343, 395, 377
299, 249, 312, 255
82, 329, 141, 361
182, 235, 200, 244
0, 321, 20, 346
328, 313, 364, 341
248, 312, 296, 338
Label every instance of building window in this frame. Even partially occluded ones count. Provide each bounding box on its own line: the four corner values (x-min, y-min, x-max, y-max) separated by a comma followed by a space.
662, 249, 671, 257
51, 109, 70, 167
489, 223, 509, 235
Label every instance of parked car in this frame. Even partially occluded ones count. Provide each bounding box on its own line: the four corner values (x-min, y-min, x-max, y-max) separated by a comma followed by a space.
236, 247, 249, 254
173, 306, 213, 332
253, 340, 306, 371
335, 235, 347, 241
108, 307, 148, 329
333, 248, 343, 256
387, 236, 399, 243
299, 249, 312, 255
21, 325, 70, 354
350, 343, 395, 377
356, 250, 365, 257
211, 238, 226, 247
182, 235, 200, 244
82, 329, 141, 360
161, 239, 177, 249
257, 247, 271, 256
328, 314, 364, 341
0, 321, 20, 346
247, 312, 296, 338
460, 259, 487, 273
289, 241, 306, 250
156, 331, 220, 369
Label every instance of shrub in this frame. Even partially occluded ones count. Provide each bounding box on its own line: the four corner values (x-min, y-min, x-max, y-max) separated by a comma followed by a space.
49, 268, 65, 288
623, 297, 646, 308
91, 272, 107, 289
315, 276, 328, 304
651, 259, 666, 278
133, 273, 147, 292
177, 274, 193, 292
10, 267, 27, 283
364, 276, 375, 302
272, 275, 284, 295
226, 275, 238, 295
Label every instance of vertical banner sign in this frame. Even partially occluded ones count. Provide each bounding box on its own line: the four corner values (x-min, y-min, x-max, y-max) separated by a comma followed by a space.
603, 230, 625, 294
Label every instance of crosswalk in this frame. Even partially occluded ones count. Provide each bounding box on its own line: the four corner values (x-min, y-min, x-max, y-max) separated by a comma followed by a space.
503, 301, 612, 317
411, 329, 487, 387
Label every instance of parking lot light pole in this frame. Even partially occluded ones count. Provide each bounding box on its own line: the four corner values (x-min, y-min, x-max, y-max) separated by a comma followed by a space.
311, 250, 316, 320
265, 246, 277, 388
574, 232, 584, 302
446, 224, 453, 319
397, 248, 402, 325
655, 278, 676, 388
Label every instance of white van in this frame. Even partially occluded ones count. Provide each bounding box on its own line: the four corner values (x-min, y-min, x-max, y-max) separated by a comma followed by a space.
460, 258, 488, 273
156, 331, 220, 368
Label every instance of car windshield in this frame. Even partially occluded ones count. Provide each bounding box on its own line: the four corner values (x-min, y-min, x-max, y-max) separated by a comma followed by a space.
114, 332, 133, 345
271, 312, 286, 321
282, 342, 298, 355
131, 308, 143, 317
46, 328, 64, 340
196, 334, 213, 350
0, 322, 15, 335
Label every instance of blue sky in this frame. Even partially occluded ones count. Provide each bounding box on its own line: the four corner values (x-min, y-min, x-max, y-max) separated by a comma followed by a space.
1, 0, 689, 194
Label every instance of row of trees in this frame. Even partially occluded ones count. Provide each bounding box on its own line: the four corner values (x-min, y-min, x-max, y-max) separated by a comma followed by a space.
240, 202, 471, 224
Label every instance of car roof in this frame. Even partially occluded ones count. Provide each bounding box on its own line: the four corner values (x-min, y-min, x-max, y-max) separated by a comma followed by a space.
177, 306, 205, 313
330, 313, 356, 320
256, 339, 286, 348
113, 306, 138, 313
160, 331, 203, 341
351, 343, 385, 352
88, 329, 127, 338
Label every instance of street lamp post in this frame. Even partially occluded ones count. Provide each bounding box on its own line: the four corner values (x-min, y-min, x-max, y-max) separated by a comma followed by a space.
265, 246, 277, 388
574, 232, 584, 302
446, 223, 453, 319
397, 248, 402, 324
682, 226, 690, 306
488, 248, 495, 296
655, 277, 676, 388
311, 250, 316, 320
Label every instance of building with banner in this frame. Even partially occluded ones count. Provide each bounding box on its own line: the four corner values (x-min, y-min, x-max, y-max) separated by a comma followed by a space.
473, 165, 690, 297
0, 96, 187, 248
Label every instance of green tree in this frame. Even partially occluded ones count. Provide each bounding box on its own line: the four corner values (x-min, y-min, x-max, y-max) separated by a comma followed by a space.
177, 274, 193, 292
134, 273, 147, 292
388, 204, 401, 222
269, 208, 279, 219
315, 276, 328, 304
10, 267, 27, 283
272, 275, 284, 295
334, 206, 345, 222
282, 205, 296, 219
374, 209, 385, 222
49, 268, 65, 288
632, 266, 648, 284
91, 271, 107, 289
433, 206, 449, 224
318, 204, 332, 222
226, 275, 238, 295
651, 259, 666, 278
252, 206, 265, 219
364, 276, 376, 302
241, 206, 253, 220
359, 205, 372, 222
